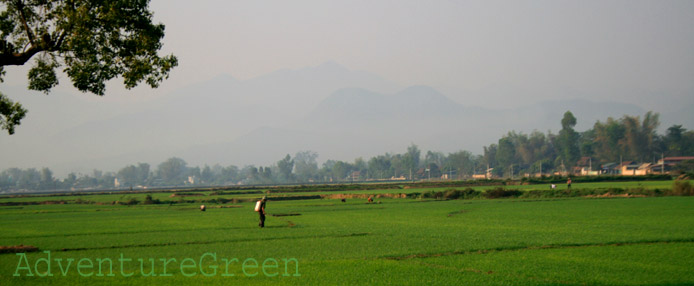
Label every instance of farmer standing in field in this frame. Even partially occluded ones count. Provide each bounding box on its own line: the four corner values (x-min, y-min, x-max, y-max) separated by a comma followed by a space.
567, 178, 572, 190
257, 196, 267, 228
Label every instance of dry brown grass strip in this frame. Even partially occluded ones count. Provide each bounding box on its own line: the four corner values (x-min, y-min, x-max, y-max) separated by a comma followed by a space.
0, 245, 39, 254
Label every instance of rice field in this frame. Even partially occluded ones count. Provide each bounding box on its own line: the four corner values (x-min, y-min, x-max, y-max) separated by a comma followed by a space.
1, 181, 693, 285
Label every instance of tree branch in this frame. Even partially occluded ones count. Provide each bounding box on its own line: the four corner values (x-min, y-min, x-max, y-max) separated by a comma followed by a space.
14, 0, 36, 46
54, 30, 67, 50
0, 45, 41, 66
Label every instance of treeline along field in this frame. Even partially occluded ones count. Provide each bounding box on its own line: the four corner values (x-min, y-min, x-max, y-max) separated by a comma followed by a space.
3, 111, 694, 193
1, 180, 693, 285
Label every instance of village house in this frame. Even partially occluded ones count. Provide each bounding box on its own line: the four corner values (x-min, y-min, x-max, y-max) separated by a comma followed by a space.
600, 162, 619, 175
349, 171, 361, 181
654, 156, 694, 173
616, 161, 640, 176
472, 168, 494, 180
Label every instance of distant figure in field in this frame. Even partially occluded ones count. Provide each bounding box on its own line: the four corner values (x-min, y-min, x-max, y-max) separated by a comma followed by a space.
341, 198, 346, 203
551, 184, 556, 190
367, 196, 373, 203
567, 178, 572, 190
200, 204, 206, 211
255, 196, 267, 228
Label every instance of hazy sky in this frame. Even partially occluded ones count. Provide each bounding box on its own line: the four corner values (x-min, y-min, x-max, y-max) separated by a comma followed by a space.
135, 0, 694, 110
2, 0, 694, 175
3, 0, 693, 109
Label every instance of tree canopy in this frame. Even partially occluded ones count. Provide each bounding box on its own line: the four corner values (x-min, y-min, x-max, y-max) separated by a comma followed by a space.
0, 0, 177, 134
557, 111, 580, 168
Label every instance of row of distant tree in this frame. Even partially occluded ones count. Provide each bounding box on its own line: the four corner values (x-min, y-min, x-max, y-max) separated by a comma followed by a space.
482, 111, 694, 177
1, 111, 692, 191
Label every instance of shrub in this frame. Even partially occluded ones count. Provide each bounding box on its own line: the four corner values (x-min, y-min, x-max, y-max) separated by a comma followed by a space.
118, 198, 139, 205
143, 194, 160, 204
442, 189, 459, 199
522, 174, 672, 185
442, 188, 480, 200
420, 191, 443, 199
627, 187, 664, 197
484, 188, 522, 199
523, 190, 561, 198
672, 180, 694, 196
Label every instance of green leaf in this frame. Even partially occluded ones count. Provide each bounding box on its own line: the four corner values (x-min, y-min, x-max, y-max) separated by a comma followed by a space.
27, 57, 59, 93
0, 92, 28, 135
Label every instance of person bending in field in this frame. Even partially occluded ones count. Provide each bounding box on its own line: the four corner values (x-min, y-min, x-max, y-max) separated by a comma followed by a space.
258, 196, 267, 228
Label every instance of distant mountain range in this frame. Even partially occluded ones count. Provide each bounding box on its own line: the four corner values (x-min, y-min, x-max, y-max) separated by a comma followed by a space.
177, 85, 649, 167
1, 62, 689, 176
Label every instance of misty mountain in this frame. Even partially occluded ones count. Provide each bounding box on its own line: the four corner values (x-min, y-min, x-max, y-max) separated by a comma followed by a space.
49, 61, 402, 146
178, 86, 651, 168
300, 86, 649, 142
2, 61, 688, 176
662, 96, 694, 130
307, 86, 467, 123
0, 62, 401, 175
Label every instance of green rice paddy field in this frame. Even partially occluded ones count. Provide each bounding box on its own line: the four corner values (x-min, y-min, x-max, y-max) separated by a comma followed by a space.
1, 181, 693, 285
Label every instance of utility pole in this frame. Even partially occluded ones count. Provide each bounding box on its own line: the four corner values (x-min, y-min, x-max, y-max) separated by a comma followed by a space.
589, 157, 592, 175
661, 153, 665, 174
539, 162, 542, 177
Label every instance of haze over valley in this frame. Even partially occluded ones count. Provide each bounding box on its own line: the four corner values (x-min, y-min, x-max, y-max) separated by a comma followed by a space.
1, 62, 686, 176
1, 0, 693, 177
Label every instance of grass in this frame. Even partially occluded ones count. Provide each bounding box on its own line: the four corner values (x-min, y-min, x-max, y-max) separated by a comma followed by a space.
0, 184, 693, 285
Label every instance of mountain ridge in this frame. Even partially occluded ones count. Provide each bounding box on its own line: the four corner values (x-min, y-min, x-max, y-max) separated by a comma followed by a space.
175, 85, 652, 168
2, 62, 688, 176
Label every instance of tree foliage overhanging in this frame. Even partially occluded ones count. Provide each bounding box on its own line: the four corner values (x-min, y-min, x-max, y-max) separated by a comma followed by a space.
0, 0, 177, 134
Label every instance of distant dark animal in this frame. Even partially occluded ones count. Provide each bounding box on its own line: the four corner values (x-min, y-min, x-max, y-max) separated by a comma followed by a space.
341, 199, 346, 203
